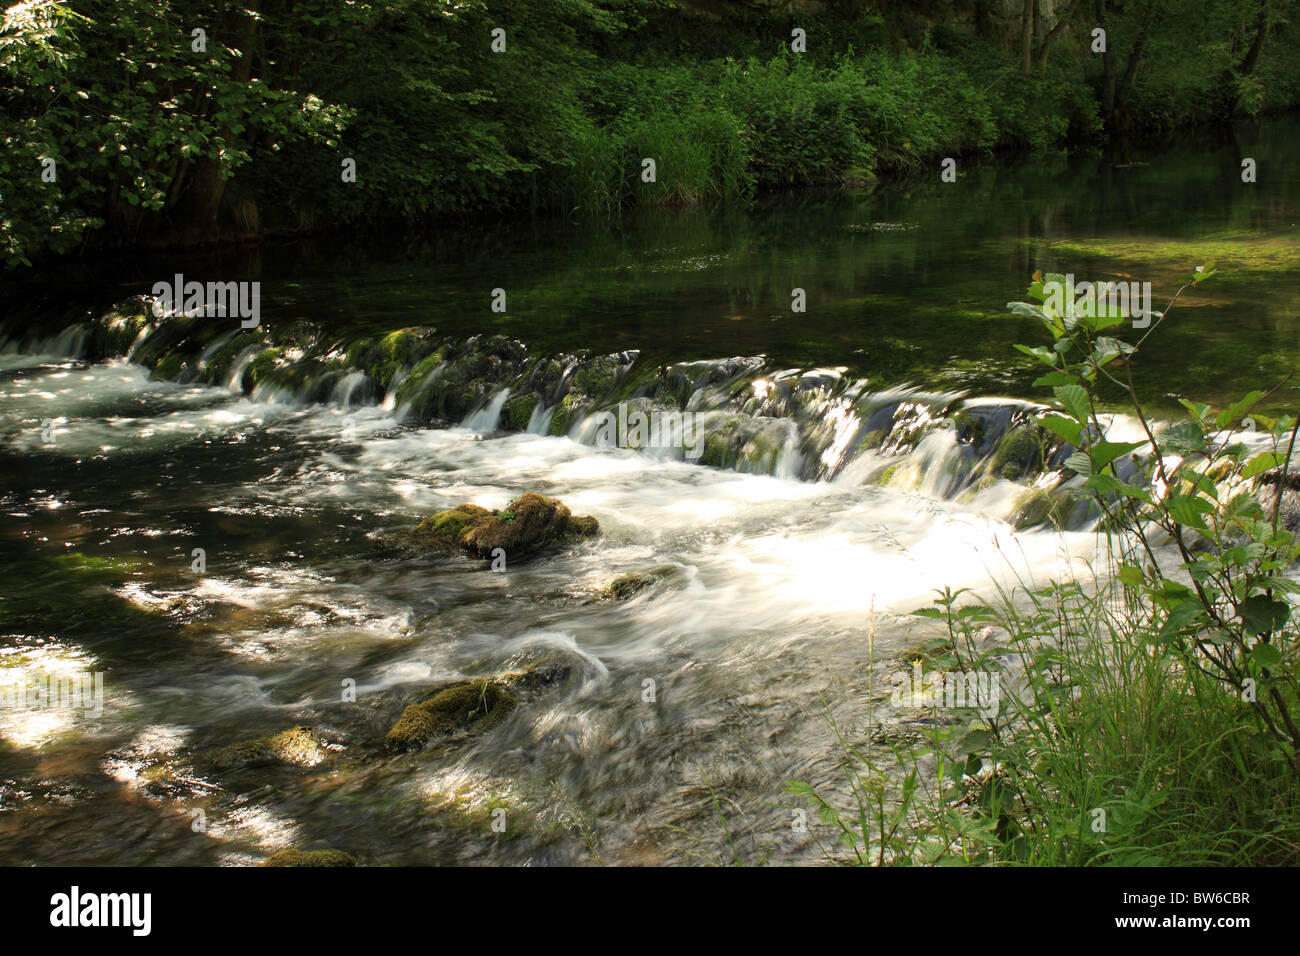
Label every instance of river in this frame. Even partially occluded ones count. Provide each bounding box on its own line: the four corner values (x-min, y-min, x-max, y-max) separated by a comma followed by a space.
0, 117, 1296, 865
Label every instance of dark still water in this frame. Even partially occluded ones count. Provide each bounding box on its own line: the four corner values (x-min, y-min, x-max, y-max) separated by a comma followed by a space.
0, 117, 1296, 866
10, 115, 1299, 409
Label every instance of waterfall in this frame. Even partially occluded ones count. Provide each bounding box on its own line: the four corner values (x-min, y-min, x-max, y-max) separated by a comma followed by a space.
2, 296, 1113, 531
464, 388, 511, 431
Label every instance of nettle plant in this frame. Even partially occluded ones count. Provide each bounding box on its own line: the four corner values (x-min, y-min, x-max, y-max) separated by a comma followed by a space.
1011, 266, 1300, 769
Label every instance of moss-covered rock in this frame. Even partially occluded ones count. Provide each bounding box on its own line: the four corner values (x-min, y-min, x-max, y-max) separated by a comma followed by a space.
369, 327, 435, 391
393, 349, 448, 407
385, 680, 516, 750
503, 394, 538, 432
150, 351, 187, 382
198, 337, 252, 385
261, 848, 357, 867
399, 504, 491, 552
500, 654, 574, 691
901, 639, 955, 665
459, 493, 598, 559
245, 347, 284, 391
1011, 488, 1071, 529
700, 419, 742, 468
197, 726, 327, 771
952, 408, 986, 448
547, 392, 589, 437
572, 354, 622, 399
398, 494, 597, 561
989, 425, 1044, 481
875, 462, 902, 486
92, 302, 151, 358
598, 573, 655, 600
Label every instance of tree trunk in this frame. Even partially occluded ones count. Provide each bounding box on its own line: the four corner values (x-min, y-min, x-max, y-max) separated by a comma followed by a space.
1110, 13, 1153, 133
1239, 0, 1270, 77
174, 3, 260, 244
1036, 0, 1078, 73
1020, 0, 1036, 73
1095, 0, 1116, 124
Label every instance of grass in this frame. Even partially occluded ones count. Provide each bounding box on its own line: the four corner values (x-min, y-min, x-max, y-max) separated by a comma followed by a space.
789, 553, 1300, 866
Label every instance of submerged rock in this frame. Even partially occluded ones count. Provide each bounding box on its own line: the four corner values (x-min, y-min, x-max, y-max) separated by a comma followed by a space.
397, 493, 598, 561
598, 573, 655, 601
261, 848, 357, 867
988, 424, 1046, 481
385, 680, 516, 750
499, 654, 574, 691
196, 726, 327, 771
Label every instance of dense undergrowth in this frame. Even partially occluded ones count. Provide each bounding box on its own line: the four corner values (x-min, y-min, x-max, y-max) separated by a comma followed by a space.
4, 0, 1299, 265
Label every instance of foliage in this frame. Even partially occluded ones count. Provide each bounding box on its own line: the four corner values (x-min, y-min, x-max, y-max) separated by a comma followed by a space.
3, 0, 1299, 264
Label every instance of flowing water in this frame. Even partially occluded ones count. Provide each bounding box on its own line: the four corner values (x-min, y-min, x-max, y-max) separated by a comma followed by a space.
0, 118, 1297, 865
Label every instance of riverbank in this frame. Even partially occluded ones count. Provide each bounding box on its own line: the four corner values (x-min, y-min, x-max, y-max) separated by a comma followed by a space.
6, 1, 1300, 268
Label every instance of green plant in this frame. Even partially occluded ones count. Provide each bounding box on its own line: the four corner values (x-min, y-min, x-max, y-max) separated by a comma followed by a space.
787, 267, 1300, 866
1011, 267, 1300, 769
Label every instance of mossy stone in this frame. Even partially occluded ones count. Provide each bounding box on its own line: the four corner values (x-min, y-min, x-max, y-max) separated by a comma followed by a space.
385, 680, 516, 750
599, 573, 654, 600
401, 504, 491, 552
504, 394, 538, 432
989, 425, 1043, 482
150, 352, 186, 381
198, 726, 326, 771
458, 493, 598, 559
246, 347, 284, 390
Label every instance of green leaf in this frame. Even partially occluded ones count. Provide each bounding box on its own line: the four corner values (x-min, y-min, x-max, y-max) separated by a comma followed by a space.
1242, 452, 1283, 479
1087, 472, 1152, 503
1167, 495, 1213, 531
1251, 642, 1282, 669
1054, 384, 1090, 424
1008, 301, 1050, 322
1241, 594, 1290, 636
1159, 421, 1207, 456
1015, 344, 1058, 367
1039, 414, 1083, 446
1089, 440, 1145, 470
1178, 400, 1211, 425
1065, 451, 1092, 476
1215, 391, 1266, 430
1158, 599, 1203, 642
1033, 371, 1078, 388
